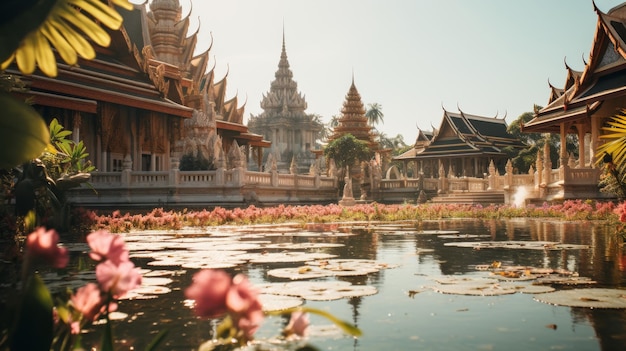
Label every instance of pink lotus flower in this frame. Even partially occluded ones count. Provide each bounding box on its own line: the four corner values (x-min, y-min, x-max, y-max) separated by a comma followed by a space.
87, 229, 129, 264
226, 274, 260, 315
185, 269, 232, 318
234, 298, 264, 339
96, 260, 142, 298
26, 227, 69, 268
284, 311, 309, 338
71, 283, 104, 321
185, 270, 265, 339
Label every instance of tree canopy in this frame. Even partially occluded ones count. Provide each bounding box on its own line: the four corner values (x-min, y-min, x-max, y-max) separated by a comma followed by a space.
323, 134, 371, 170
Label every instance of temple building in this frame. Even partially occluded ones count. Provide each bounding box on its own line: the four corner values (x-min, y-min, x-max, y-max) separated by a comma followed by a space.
522, 1, 626, 200
247, 32, 324, 173
7, 0, 269, 175
322, 78, 387, 198
326, 78, 380, 150
395, 108, 524, 179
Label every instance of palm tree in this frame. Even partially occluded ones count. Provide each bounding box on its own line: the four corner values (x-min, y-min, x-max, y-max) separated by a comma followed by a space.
596, 110, 626, 198
366, 103, 384, 126
329, 115, 340, 128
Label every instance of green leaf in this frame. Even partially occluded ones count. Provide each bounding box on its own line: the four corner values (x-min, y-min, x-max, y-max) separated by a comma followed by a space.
144, 329, 168, 351
0, 93, 50, 170
10, 274, 53, 351
269, 307, 362, 337
101, 313, 114, 351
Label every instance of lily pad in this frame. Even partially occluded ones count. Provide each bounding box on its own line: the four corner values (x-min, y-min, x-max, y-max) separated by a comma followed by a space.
262, 242, 344, 250
268, 259, 398, 280
433, 282, 518, 296
445, 241, 590, 250
498, 283, 555, 294
258, 294, 304, 312
237, 251, 337, 263
533, 276, 596, 286
438, 234, 491, 239
256, 281, 378, 301
534, 288, 626, 309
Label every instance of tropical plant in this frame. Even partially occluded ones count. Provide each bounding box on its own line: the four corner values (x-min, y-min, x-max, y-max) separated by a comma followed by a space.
595, 110, 626, 198
8, 118, 94, 233
505, 110, 578, 173
45, 118, 95, 177
180, 153, 215, 171
0, 0, 132, 171
1, 0, 133, 77
365, 103, 384, 126
323, 134, 371, 170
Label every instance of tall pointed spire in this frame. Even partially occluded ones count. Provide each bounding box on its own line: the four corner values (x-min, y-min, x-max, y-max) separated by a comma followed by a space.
328, 75, 378, 149
259, 28, 307, 114
248, 28, 324, 173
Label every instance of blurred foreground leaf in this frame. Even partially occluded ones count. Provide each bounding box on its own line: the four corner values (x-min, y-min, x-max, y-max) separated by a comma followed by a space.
0, 92, 50, 170
10, 274, 53, 351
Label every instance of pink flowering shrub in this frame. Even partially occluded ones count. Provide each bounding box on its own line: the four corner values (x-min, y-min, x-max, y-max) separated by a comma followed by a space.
283, 311, 310, 338
186, 269, 264, 344
184, 269, 359, 350
25, 227, 69, 269
8, 228, 144, 351
84, 201, 622, 233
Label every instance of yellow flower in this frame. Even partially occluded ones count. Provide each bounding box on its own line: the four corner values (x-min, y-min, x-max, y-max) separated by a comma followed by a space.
1, 0, 133, 77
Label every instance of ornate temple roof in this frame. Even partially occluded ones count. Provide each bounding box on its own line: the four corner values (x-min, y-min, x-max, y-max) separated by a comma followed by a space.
257, 32, 308, 116
396, 108, 524, 160
139, 0, 268, 147
8, 3, 193, 118
523, 2, 626, 133
327, 78, 379, 149
247, 30, 323, 153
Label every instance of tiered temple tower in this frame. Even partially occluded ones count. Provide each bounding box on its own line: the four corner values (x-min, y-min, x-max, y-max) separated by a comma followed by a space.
326, 77, 382, 198
327, 77, 379, 149
248, 32, 324, 173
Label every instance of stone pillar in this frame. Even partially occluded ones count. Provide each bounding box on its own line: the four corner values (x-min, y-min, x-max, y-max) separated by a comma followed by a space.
233, 167, 245, 186
121, 155, 132, 186
505, 159, 513, 189
578, 127, 586, 168
535, 149, 543, 189
487, 160, 496, 190
438, 161, 447, 194
559, 124, 568, 180
216, 167, 225, 186
169, 156, 179, 186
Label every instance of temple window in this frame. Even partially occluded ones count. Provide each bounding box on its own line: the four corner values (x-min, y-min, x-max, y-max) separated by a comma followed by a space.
111, 154, 124, 172
141, 154, 151, 171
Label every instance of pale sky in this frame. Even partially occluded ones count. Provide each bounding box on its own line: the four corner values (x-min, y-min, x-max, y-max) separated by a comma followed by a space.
156, 0, 623, 143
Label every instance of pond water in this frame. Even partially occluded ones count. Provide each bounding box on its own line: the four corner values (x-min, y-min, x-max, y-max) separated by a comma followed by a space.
42, 219, 626, 350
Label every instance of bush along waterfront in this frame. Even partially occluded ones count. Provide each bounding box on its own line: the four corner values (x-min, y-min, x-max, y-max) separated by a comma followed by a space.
83, 200, 620, 233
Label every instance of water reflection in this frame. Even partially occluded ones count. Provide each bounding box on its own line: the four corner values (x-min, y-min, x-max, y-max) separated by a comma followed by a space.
9, 218, 625, 351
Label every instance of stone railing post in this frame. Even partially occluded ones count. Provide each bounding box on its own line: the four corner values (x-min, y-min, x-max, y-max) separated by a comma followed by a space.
233, 167, 245, 186
121, 155, 132, 186
216, 166, 225, 186
487, 160, 496, 190
169, 156, 179, 186
504, 159, 513, 189
535, 150, 543, 190
271, 169, 278, 187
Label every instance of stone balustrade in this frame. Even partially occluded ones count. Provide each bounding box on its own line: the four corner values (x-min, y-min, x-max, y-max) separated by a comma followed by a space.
70, 167, 338, 209
70, 160, 609, 209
